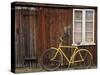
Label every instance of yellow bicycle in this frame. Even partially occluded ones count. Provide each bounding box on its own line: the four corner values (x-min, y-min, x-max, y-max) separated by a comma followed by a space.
39, 36, 93, 71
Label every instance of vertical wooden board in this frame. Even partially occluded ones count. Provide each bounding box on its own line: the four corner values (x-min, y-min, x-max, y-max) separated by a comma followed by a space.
29, 7, 36, 58
36, 7, 46, 59
15, 8, 20, 67
15, 7, 24, 67
40, 7, 46, 53
44, 8, 50, 49
19, 8, 26, 67
36, 7, 43, 59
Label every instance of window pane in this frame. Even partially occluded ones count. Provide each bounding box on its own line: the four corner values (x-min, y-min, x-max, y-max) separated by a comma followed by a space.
86, 22, 93, 32
74, 10, 82, 44
74, 22, 82, 32
74, 11, 82, 20
86, 11, 93, 20
85, 10, 93, 43
86, 32, 93, 42
74, 32, 82, 44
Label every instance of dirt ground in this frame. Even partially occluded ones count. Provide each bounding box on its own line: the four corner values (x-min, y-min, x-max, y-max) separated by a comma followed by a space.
15, 65, 96, 73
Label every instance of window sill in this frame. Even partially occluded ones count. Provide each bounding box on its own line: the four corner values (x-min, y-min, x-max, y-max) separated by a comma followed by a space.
72, 42, 96, 46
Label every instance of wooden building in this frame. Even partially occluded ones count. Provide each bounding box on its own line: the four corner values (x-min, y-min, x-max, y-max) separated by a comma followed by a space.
11, 2, 97, 72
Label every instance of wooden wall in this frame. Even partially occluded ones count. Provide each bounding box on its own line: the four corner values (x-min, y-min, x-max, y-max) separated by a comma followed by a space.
14, 6, 97, 68
36, 7, 73, 59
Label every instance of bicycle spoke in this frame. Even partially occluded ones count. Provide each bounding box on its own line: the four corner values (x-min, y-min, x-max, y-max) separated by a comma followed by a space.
39, 49, 62, 71
73, 49, 92, 69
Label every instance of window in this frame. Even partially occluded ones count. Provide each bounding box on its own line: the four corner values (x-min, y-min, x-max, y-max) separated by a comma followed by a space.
73, 9, 95, 45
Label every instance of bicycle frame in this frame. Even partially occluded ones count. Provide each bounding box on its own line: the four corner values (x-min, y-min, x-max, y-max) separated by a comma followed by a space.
40, 37, 93, 70
51, 39, 84, 66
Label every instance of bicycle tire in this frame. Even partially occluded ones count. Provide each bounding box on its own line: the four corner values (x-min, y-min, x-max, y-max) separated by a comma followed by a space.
39, 48, 63, 71
72, 49, 93, 69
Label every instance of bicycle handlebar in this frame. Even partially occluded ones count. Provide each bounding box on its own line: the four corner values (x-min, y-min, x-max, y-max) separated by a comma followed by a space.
59, 36, 63, 42
49, 36, 64, 44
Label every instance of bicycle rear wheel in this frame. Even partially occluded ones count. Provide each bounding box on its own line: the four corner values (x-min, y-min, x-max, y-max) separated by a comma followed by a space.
73, 49, 93, 69
39, 48, 63, 71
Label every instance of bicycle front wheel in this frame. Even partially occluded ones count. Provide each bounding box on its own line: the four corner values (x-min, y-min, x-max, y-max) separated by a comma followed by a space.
73, 49, 93, 69
39, 48, 63, 71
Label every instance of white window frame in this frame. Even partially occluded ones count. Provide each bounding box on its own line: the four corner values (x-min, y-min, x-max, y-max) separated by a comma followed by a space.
72, 9, 95, 46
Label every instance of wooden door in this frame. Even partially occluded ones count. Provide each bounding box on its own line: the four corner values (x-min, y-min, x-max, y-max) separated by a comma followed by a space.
15, 7, 37, 67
